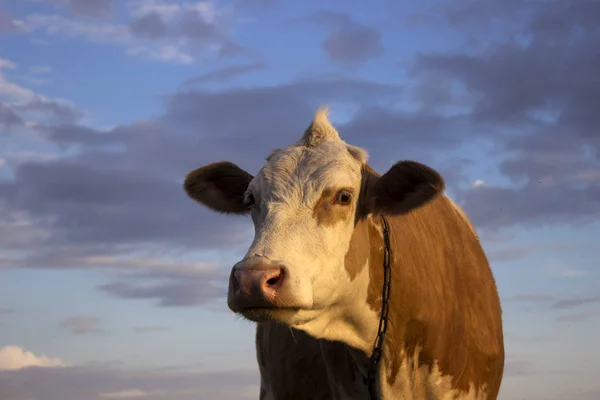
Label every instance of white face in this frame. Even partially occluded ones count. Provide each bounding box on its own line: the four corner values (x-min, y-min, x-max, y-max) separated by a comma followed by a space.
236, 139, 366, 323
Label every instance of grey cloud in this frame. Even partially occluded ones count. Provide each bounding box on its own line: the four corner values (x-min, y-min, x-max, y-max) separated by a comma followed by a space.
98, 277, 227, 308
129, 12, 167, 39
0, 102, 24, 132
322, 22, 381, 65
503, 294, 600, 314
504, 293, 556, 303
40, 124, 122, 148
556, 312, 599, 323
127, 6, 241, 58
404, 0, 600, 231
69, 0, 112, 18
179, 10, 219, 39
0, 365, 259, 400
503, 359, 538, 377
58, 316, 105, 335
552, 296, 600, 310
0, 8, 21, 35
298, 12, 382, 66
40, 0, 113, 18
182, 62, 266, 86
11, 96, 82, 124
234, 0, 280, 12
133, 326, 171, 333
0, 307, 13, 314
487, 242, 572, 262
503, 358, 573, 378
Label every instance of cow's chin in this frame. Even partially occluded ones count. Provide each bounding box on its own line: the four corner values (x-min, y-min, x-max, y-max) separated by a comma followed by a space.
236, 307, 321, 325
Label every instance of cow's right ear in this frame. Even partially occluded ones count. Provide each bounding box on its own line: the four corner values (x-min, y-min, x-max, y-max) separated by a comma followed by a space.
365, 160, 445, 216
184, 161, 254, 215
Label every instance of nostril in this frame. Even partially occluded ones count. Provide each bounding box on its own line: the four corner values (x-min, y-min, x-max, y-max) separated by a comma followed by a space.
264, 268, 284, 288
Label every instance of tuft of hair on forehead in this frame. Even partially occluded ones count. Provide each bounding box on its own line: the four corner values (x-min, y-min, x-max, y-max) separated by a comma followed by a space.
295, 106, 370, 165
299, 106, 341, 147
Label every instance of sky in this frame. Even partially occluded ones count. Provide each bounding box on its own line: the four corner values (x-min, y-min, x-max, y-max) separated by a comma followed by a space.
0, 0, 599, 399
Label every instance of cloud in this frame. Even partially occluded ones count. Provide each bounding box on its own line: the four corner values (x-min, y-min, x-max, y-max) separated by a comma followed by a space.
182, 62, 266, 86
398, 0, 600, 232
0, 346, 65, 371
0, 8, 21, 35
556, 312, 598, 324
21, 14, 130, 44
98, 277, 226, 308
1, 70, 81, 126
35, 0, 114, 18
0, 307, 13, 314
560, 269, 586, 278
129, 12, 167, 39
68, 0, 113, 18
0, 102, 24, 132
233, 0, 280, 12
551, 296, 600, 310
0, 58, 16, 69
292, 11, 382, 66
16, 1, 246, 64
0, 362, 259, 400
29, 65, 52, 74
100, 389, 148, 399
504, 293, 556, 303
133, 326, 171, 334
58, 316, 106, 335
504, 293, 600, 319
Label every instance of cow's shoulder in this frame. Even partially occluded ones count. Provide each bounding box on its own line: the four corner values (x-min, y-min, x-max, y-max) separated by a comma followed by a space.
367, 194, 504, 398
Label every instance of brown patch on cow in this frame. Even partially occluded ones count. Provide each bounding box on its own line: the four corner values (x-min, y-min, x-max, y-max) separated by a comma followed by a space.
342, 165, 381, 281
312, 186, 355, 227
183, 161, 254, 215
362, 191, 504, 397
343, 219, 370, 280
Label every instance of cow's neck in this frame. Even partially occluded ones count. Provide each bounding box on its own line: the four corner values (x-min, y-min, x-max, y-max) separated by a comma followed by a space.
291, 214, 383, 356
323, 213, 394, 398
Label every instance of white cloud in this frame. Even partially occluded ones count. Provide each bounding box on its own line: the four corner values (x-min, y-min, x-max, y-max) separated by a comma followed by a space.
562, 269, 586, 278
15, 2, 238, 65
100, 389, 148, 398
0, 345, 65, 371
129, 1, 216, 22
472, 179, 486, 188
125, 44, 194, 65
0, 58, 17, 69
22, 14, 131, 44
29, 65, 52, 74
129, 0, 181, 20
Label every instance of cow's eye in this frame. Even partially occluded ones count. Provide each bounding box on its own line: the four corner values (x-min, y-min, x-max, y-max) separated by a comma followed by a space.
244, 193, 256, 208
334, 190, 352, 206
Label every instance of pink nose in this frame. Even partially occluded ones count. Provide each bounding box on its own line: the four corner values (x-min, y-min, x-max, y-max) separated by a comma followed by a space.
228, 265, 285, 311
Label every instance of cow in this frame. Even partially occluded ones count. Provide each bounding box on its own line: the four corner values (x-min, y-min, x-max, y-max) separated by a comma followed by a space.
183, 107, 505, 399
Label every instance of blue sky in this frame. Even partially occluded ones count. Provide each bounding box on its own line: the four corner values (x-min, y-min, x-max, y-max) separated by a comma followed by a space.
0, 0, 599, 399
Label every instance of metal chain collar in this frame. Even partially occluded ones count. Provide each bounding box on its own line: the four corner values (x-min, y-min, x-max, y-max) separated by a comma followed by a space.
364, 215, 392, 400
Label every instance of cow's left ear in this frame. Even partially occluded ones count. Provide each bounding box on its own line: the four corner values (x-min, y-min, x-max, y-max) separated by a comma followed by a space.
367, 160, 445, 216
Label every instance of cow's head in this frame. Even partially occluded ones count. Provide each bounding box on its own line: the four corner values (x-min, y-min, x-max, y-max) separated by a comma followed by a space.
184, 108, 444, 345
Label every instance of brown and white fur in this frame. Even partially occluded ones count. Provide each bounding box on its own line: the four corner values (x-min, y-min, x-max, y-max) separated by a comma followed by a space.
183, 107, 505, 399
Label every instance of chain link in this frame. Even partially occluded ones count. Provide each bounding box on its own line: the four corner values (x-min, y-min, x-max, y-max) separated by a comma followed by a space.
364, 215, 392, 399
